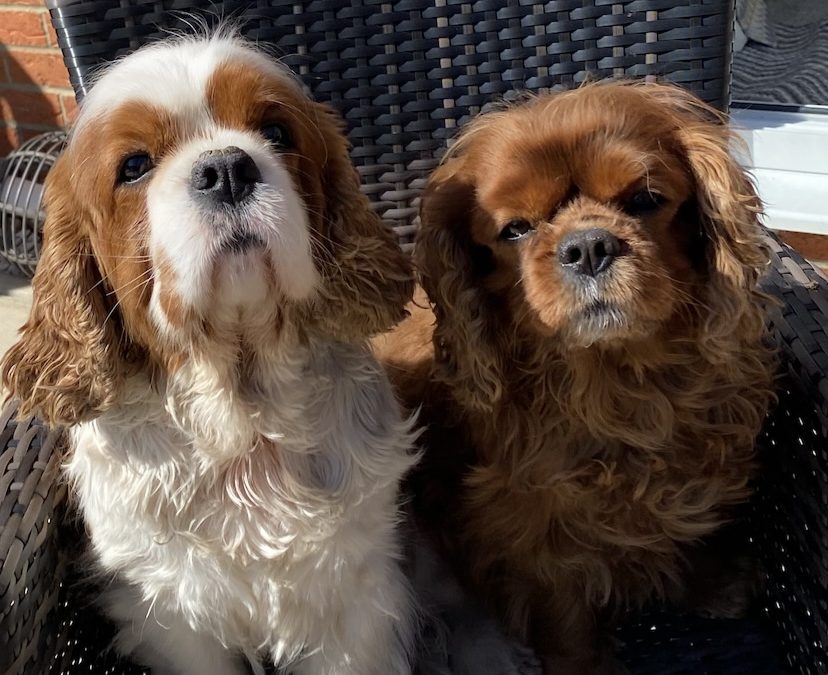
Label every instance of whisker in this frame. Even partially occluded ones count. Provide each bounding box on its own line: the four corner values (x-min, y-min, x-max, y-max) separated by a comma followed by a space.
103, 276, 153, 327
86, 257, 151, 296
105, 267, 155, 296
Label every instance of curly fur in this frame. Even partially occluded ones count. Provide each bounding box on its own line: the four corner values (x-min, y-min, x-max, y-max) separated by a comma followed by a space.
304, 109, 413, 342
376, 81, 776, 674
2, 34, 417, 675
0, 156, 127, 424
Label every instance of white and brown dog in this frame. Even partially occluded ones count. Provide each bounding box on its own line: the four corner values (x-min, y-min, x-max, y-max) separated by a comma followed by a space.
2, 33, 419, 675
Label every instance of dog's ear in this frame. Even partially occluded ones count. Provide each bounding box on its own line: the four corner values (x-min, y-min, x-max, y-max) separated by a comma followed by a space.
647, 85, 767, 290
307, 102, 414, 341
416, 160, 503, 411
650, 84, 769, 349
1, 155, 124, 426
679, 123, 766, 292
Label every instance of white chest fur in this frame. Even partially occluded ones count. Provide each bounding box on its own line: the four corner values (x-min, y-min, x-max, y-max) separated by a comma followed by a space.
66, 340, 418, 673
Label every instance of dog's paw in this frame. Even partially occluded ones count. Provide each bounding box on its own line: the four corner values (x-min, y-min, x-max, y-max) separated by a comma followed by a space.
691, 574, 754, 620
541, 652, 629, 675
687, 555, 761, 620
447, 618, 542, 675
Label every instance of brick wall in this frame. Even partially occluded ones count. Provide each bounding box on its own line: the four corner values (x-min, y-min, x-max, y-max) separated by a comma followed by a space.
0, 0, 75, 155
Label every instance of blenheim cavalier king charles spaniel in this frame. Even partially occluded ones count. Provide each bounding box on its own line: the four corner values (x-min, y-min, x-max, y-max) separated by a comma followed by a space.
376, 82, 775, 674
1, 35, 420, 675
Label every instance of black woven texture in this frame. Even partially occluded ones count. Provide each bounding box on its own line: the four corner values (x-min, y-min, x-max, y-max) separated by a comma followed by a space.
0, 403, 69, 675
617, 608, 786, 674
751, 234, 828, 675
47, 0, 734, 248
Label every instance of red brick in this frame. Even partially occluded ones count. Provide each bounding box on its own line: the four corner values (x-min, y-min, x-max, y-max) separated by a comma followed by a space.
778, 230, 828, 262
0, 0, 48, 6
0, 87, 63, 127
0, 124, 19, 155
0, 10, 48, 47
6, 49, 70, 88
60, 92, 77, 124
43, 14, 60, 48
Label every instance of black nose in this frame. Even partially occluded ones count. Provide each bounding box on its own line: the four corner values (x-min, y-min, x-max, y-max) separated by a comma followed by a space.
191, 146, 261, 206
558, 228, 622, 277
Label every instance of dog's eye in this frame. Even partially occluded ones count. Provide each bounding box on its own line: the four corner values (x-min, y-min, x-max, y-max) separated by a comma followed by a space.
625, 190, 665, 215
499, 219, 534, 242
118, 153, 153, 184
261, 122, 293, 149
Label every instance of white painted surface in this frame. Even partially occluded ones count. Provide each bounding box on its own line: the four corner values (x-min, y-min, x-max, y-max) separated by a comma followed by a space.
732, 107, 828, 234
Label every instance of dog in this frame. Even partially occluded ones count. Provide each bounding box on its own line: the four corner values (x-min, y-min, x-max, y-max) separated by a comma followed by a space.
375, 81, 776, 674
1, 33, 420, 675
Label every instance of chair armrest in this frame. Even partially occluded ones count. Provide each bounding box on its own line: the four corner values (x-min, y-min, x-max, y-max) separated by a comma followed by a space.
0, 401, 68, 675
754, 232, 828, 672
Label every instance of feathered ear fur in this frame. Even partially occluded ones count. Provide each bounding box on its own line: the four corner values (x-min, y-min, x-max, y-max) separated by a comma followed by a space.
308, 103, 414, 341
649, 85, 769, 345
1, 156, 124, 426
673, 104, 766, 286
416, 161, 503, 411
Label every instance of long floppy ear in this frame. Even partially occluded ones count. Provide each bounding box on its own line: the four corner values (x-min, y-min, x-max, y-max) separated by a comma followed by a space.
652, 85, 775, 446
650, 85, 767, 291
681, 126, 766, 288
307, 103, 414, 341
1, 156, 124, 426
650, 84, 770, 351
416, 160, 503, 411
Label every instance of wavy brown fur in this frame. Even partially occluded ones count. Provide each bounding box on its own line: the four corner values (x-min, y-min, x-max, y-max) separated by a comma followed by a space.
0, 157, 127, 426
301, 103, 414, 342
375, 81, 775, 674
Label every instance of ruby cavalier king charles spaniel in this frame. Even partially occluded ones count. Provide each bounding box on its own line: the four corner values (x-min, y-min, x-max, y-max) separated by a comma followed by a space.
2, 34, 421, 675
377, 82, 775, 674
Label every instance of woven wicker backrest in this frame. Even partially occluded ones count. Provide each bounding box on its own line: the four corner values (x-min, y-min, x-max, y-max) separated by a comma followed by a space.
47, 0, 735, 249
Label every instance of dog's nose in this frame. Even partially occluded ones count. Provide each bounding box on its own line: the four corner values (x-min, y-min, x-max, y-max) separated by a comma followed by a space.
191, 146, 261, 206
558, 228, 621, 277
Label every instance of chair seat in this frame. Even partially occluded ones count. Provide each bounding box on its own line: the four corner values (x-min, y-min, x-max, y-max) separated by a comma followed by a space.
618, 609, 787, 674
47, 577, 788, 674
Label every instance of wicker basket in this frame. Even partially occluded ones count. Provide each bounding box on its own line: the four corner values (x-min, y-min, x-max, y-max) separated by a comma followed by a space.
3, 1, 827, 673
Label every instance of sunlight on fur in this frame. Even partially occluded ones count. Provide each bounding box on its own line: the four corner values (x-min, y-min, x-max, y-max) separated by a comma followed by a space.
375, 80, 776, 675
1, 32, 421, 675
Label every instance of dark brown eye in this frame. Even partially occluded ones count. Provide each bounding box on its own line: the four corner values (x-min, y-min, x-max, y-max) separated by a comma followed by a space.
118, 153, 153, 183
261, 122, 293, 149
499, 218, 534, 242
625, 190, 665, 215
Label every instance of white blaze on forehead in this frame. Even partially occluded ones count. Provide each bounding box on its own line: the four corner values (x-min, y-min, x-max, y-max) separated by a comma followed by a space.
73, 35, 302, 138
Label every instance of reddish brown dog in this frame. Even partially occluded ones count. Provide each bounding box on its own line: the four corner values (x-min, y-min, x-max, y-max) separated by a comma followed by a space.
376, 81, 775, 674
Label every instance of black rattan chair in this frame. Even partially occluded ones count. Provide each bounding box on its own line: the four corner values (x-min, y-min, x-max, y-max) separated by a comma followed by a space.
0, 1, 825, 673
